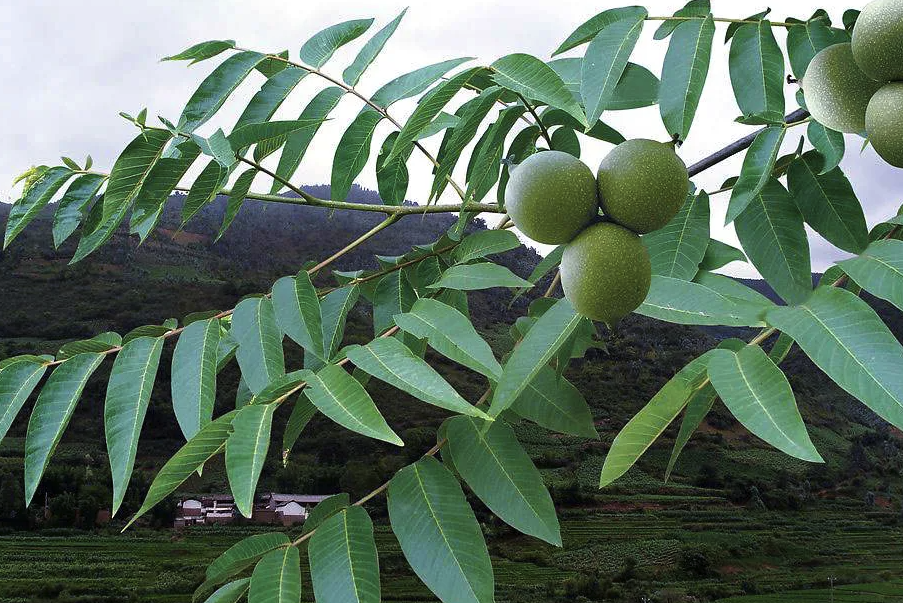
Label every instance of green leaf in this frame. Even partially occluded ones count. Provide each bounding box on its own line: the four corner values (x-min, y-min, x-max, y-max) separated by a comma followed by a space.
302, 493, 350, 535
332, 110, 383, 201
581, 10, 647, 125
300, 18, 374, 68
553, 6, 649, 55
728, 21, 785, 122
178, 51, 265, 133
512, 246, 564, 304
127, 411, 237, 530
345, 338, 490, 419
302, 364, 402, 445
600, 352, 714, 487
270, 86, 345, 193
725, 9, 771, 42
282, 393, 317, 461
394, 299, 503, 381
699, 239, 747, 271
839, 239, 903, 312
806, 121, 845, 174
735, 178, 812, 305
708, 346, 821, 461
464, 106, 526, 202
370, 58, 474, 108
372, 271, 417, 336
388, 67, 483, 162
105, 336, 164, 516
550, 127, 580, 157
0, 360, 48, 446
233, 68, 308, 132
182, 161, 229, 226
193, 129, 236, 168
659, 15, 715, 141
130, 139, 202, 241
123, 322, 173, 344
228, 119, 325, 154
491, 54, 587, 128
52, 173, 105, 248
490, 298, 582, 417
248, 370, 307, 405
375, 131, 410, 206
217, 167, 256, 240
226, 403, 276, 517
447, 416, 560, 545
653, 1, 710, 39
5, 166, 73, 249
665, 379, 717, 480
202, 579, 250, 603
309, 507, 380, 603
430, 87, 504, 201
725, 125, 786, 224
637, 275, 766, 327
692, 271, 775, 308
343, 9, 407, 86
163, 40, 236, 64
22, 354, 102, 503
232, 297, 285, 395
248, 546, 301, 603
548, 58, 659, 111
510, 365, 597, 438
786, 20, 849, 80
787, 151, 868, 254
767, 287, 903, 429
429, 262, 531, 291
388, 457, 493, 603
57, 332, 121, 359
204, 532, 289, 587
172, 318, 220, 443
416, 112, 461, 141
321, 286, 360, 361
644, 191, 709, 280
453, 230, 520, 264
272, 271, 325, 361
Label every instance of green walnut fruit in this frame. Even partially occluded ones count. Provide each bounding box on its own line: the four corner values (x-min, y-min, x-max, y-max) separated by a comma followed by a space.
561, 222, 651, 325
866, 82, 903, 168
596, 139, 689, 234
803, 43, 883, 134
852, 0, 903, 82
505, 150, 598, 245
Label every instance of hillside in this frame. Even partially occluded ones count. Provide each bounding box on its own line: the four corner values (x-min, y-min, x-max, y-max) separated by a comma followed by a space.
1, 191, 903, 603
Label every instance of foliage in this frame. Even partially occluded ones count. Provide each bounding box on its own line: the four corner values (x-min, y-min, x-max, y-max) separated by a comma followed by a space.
1, 3, 900, 602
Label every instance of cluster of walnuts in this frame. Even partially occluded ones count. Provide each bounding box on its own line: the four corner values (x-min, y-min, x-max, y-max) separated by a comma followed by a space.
505, 140, 689, 326
805, 0, 903, 167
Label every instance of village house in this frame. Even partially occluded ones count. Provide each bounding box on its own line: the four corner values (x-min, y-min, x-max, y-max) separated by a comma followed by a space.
174, 493, 333, 527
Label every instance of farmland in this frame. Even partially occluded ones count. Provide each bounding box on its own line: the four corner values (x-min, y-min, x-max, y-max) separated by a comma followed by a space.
2, 496, 902, 602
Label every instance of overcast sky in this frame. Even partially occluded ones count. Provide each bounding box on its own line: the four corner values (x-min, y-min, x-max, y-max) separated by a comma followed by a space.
2, 0, 901, 277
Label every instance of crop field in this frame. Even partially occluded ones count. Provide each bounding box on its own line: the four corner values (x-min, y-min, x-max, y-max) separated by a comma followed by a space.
718, 580, 903, 602
2, 500, 903, 603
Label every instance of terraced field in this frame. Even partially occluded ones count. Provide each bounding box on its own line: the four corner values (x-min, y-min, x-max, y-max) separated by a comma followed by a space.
3, 501, 901, 603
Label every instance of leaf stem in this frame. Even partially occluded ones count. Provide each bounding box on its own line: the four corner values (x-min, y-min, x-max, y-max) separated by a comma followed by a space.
645, 16, 797, 28
516, 93, 553, 147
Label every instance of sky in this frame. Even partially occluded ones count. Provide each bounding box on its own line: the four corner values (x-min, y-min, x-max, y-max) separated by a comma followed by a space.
2, 0, 901, 277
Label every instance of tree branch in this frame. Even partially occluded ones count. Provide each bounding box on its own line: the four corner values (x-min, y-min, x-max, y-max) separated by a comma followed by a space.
687, 109, 810, 177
